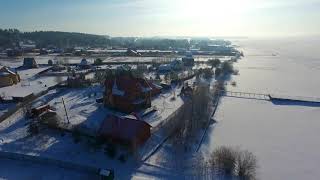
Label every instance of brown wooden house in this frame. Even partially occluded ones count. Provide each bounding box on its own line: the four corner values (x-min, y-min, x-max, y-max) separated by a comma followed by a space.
104, 75, 161, 113
0, 66, 20, 87
98, 114, 151, 148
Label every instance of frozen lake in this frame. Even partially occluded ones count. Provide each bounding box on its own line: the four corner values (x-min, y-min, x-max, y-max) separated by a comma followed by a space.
201, 37, 320, 180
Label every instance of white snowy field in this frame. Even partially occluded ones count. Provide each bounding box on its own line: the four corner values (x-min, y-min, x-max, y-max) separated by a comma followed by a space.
0, 157, 99, 180
0, 55, 232, 68
200, 37, 320, 180
0, 76, 67, 98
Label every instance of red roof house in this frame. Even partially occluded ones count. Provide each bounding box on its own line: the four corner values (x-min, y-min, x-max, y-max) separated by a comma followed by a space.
104, 75, 161, 113
98, 114, 151, 148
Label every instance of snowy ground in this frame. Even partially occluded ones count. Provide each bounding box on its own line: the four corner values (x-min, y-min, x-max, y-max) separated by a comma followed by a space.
145, 86, 184, 127
41, 86, 107, 135
0, 76, 67, 98
0, 157, 99, 180
0, 66, 66, 119
17, 67, 50, 79
0, 109, 137, 179
200, 37, 320, 180
0, 55, 233, 67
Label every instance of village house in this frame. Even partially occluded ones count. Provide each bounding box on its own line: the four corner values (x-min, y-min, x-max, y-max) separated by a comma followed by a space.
0, 66, 21, 87
126, 48, 142, 56
98, 114, 151, 148
104, 73, 161, 113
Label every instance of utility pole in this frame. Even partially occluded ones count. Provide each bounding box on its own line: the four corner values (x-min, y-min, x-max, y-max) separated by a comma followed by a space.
62, 97, 70, 124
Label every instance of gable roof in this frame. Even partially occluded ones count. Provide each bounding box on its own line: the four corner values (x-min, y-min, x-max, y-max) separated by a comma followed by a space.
106, 76, 152, 97
0, 66, 16, 75
99, 114, 151, 141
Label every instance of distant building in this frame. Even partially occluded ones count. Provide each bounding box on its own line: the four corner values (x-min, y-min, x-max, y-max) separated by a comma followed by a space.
23, 57, 38, 69
6, 49, 22, 57
104, 74, 162, 113
0, 66, 21, 87
78, 59, 92, 69
19, 41, 36, 52
40, 48, 49, 55
182, 52, 195, 66
98, 114, 151, 148
126, 48, 142, 56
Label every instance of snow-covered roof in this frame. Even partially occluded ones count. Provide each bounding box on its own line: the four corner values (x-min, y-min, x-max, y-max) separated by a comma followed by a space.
0, 72, 10, 76
122, 114, 138, 120
0, 66, 16, 75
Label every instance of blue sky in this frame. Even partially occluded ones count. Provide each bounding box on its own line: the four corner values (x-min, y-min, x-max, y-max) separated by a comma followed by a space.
0, 0, 319, 37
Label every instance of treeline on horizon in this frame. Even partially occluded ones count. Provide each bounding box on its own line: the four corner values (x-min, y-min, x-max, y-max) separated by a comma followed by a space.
0, 29, 195, 50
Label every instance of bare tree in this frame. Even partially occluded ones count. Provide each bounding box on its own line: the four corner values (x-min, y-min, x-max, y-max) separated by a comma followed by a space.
208, 146, 258, 180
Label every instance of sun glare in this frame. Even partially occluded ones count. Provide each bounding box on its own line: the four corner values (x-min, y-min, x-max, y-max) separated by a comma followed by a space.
176, 0, 251, 22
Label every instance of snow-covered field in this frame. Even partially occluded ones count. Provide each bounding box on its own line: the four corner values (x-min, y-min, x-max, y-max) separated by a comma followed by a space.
0, 55, 232, 68
39, 86, 107, 134
0, 75, 67, 98
200, 37, 320, 180
0, 157, 99, 179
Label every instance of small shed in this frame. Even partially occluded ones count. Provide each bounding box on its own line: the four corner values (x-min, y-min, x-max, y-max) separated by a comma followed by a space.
98, 114, 151, 148
31, 104, 51, 118
126, 49, 141, 56
23, 57, 38, 69
39, 110, 61, 128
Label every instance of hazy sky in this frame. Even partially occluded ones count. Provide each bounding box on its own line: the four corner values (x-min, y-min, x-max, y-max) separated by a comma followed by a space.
0, 0, 319, 37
